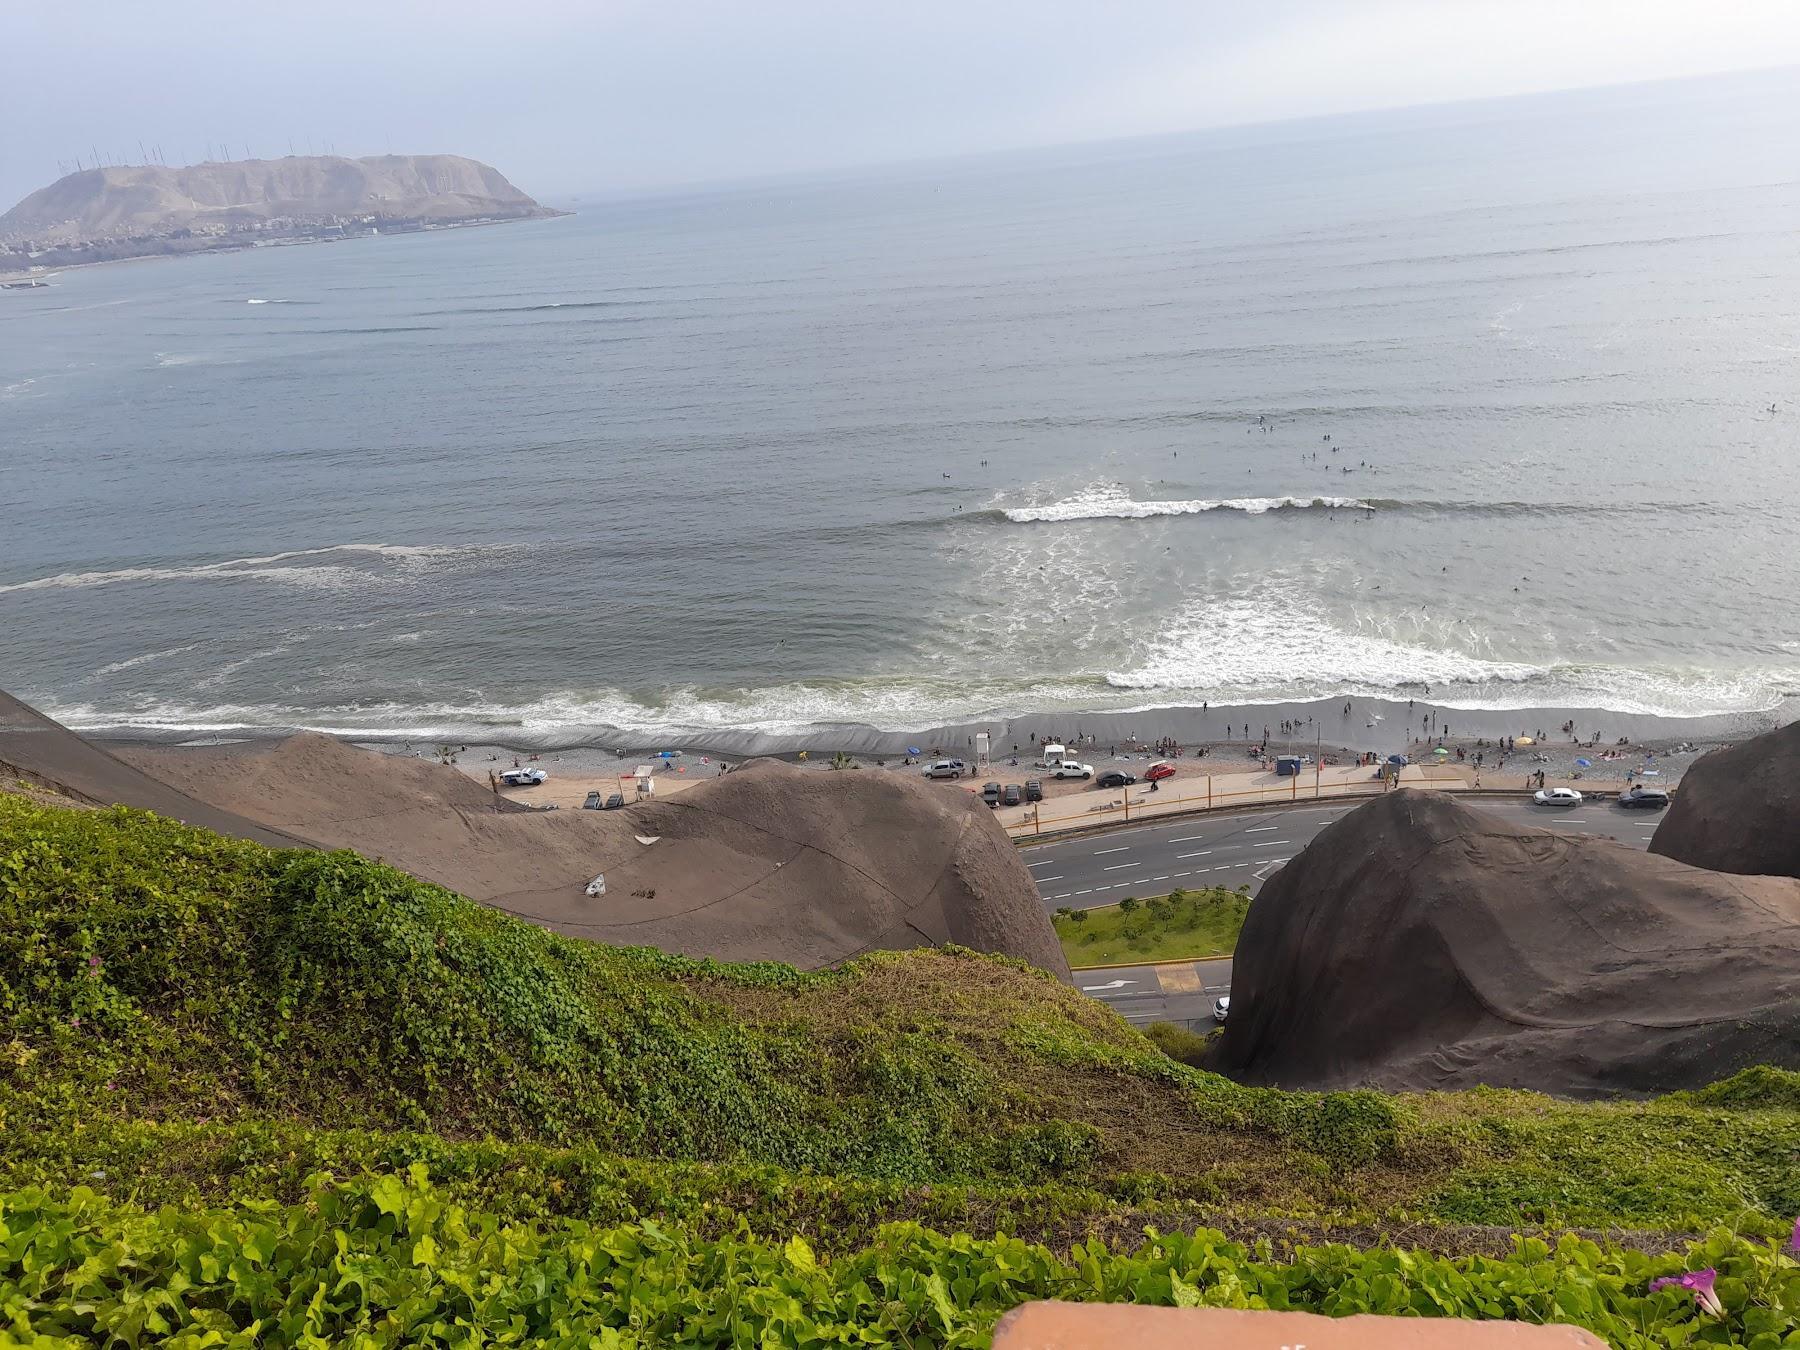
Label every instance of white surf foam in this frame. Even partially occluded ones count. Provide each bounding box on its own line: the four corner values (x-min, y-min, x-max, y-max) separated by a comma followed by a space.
1104, 584, 1792, 718
0, 544, 474, 596
1000, 482, 1369, 523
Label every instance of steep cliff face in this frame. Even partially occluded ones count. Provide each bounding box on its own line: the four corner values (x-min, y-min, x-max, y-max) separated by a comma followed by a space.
1, 155, 555, 243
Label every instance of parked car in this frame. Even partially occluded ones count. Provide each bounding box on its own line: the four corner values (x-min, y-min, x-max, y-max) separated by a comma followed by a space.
922, 760, 962, 780
1052, 759, 1094, 780
603, 792, 625, 810
1618, 785, 1670, 810
1023, 779, 1044, 802
499, 767, 547, 787
1096, 770, 1137, 789
1212, 996, 1231, 1024
1144, 761, 1176, 782
1001, 783, 1022, 806
981, 782, 1002, 806
582, 790, 604, 810
1533, 787, 1583, 807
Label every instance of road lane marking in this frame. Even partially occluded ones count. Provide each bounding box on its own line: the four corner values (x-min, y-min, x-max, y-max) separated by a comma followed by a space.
1026, 858, 1059, 868
1080, 979, 1138, 991
1152, 875, 1169, 881
1176, 850, 1213, 858
1251, 840, 1290, 847
1093, 846, 1131, 855
1074, 889, 1092, 895
1102, 862, 1143, 871
1166, 835, 1208, 844
1033, 875, 1063, 883
1246, 825, 1279, 832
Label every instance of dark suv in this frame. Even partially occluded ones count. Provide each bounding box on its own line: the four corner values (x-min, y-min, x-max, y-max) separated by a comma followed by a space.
981, 782, 1002, 807
1618, 786, 1670, 809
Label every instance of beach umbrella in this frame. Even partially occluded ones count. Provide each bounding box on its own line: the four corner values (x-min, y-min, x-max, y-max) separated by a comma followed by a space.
1433, 746, 1450, 755
907, 746, 921, 755
1516, 736, 1535, 745
1575, 757, 1592, 767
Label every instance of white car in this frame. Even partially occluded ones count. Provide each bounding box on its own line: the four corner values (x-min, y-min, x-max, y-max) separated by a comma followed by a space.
922, 760, 964, 780
1212, 996, 1231, 1024
1051, 759, 1094, 780
1533, 787, 1582, 807
500, 767, 547, 786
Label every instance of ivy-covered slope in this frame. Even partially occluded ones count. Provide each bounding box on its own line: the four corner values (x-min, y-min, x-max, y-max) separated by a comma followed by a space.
2, 790, 1797, 1243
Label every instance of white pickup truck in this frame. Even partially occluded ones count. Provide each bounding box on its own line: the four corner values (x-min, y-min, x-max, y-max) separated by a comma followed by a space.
1051, 759, 1094, 780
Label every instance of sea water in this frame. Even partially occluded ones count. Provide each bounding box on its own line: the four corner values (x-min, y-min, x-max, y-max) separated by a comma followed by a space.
4, 69, 1799, 745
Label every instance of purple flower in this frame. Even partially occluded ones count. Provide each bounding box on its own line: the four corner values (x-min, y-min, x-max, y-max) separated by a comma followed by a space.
1650, 1268, 1723, 1316
87, 954, 101, 970
69, 1015, 81, 1028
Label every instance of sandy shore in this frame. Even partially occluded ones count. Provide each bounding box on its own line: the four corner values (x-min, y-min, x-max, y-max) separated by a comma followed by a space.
414, 698, 1723, 813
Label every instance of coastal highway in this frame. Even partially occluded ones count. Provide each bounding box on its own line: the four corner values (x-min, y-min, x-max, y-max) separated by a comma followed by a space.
1021, 795, 1661, 911
1030, 795, 1664, 1027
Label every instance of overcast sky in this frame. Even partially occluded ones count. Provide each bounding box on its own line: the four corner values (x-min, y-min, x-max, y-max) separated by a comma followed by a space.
7, 0, 1800, 207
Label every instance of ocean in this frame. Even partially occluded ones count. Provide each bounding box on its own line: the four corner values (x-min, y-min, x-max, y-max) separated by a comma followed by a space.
4, 70, 1800, 750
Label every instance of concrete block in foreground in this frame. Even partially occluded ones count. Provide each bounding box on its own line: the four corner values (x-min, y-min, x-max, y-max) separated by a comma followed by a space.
991, 1302, 1607, 1349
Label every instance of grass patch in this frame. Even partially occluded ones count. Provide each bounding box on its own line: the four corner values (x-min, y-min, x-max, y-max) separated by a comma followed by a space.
1054, 886, 1250, 966
3, 789, 1799, 1252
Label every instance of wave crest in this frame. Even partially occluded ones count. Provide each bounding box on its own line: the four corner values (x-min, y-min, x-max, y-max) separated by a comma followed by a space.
996, 484, 1371, 523
0, 543, 478, 596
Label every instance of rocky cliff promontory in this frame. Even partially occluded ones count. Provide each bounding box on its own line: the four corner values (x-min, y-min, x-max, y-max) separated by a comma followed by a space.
0, 154, 562, 266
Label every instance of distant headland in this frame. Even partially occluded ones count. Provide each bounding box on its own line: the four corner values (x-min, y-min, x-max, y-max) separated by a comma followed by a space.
0, 154, 567, 273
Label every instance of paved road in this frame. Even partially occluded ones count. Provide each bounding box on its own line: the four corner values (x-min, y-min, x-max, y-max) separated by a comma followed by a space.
1039, 795, 1665, 1026
1022, 795, 1660, 911
1072, 957, 1235, 1028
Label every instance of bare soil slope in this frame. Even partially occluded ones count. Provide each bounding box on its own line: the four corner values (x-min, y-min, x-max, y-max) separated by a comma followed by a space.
1216, 790, 1800, 1095
116, 733, 1069, 978
1650, 720, 1800, 879
0, 692, 304, 848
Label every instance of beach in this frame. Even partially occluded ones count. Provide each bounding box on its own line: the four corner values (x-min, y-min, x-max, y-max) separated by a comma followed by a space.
409, 691, 1734, 820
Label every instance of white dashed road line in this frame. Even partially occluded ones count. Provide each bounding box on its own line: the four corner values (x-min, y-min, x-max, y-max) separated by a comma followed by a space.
1246, 825, 1279, 832
1102, 862, 1142, 871
1092, 846, 1131, 855
1251, 839, 1290, 847
1176, 849, 1212, 859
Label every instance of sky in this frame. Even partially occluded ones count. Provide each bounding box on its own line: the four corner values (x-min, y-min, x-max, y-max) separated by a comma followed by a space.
7, 0, 1800, 208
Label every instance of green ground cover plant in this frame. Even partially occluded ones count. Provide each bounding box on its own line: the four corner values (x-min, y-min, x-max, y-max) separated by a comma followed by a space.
2, 1171, 1795, 1348
1053, 887, 1250, 966
3, 790, 1799, 1345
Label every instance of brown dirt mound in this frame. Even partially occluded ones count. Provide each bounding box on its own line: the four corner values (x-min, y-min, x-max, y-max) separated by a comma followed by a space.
1215, 789, 1800, 1096
0, 692, 304, 848
1649, 719, 1800, 878
111, 730, 1068, 978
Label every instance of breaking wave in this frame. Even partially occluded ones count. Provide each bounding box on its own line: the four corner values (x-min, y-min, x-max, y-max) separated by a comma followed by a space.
977, 483, 1730, 525
992, 485, 1370, 522
0, 544, 479, 596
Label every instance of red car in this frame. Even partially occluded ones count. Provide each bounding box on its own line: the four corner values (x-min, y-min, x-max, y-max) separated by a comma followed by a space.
1145, 761, 1176, 782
